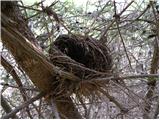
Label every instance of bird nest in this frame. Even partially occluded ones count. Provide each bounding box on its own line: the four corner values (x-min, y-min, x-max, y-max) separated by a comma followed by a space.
49, 34, 113, 97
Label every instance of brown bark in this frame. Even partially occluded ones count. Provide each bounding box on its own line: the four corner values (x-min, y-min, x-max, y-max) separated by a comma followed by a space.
1, 1, 39, 48
1, 1, 82, 118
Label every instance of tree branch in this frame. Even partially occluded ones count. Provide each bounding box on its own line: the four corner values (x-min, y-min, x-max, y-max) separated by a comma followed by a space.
143, 37, 159, 118
1, 3, 82, 118
1, 94, 19, 119
0, 83, 39, 91
1, 12, 81, 92
99, 88, 128, 113
86, 74, 159, 83
113, 1, 133, 70
99, 0, 134, 42
1, 92, 46, 119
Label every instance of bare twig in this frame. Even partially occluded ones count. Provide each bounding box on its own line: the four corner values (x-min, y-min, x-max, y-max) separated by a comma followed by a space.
110, 80, 148, 113
135, 3, 150, 20
24, 1, 58, 20
150, 1, 158, 25
76, 94, 88, 118
0, 83, 39, 91
99, 88, 128, 112
17, 4, 41, 12
86, 0, 110, 35
87, 74, 158, 83
113, 1, 133, 70
99, 0, 134, 42
37, 98, 44, 118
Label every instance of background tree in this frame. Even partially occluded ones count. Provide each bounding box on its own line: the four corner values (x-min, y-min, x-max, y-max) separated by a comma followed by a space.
1, 0, 159, 119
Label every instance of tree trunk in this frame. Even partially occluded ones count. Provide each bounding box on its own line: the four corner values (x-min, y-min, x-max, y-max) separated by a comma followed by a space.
1, 1, 82, 118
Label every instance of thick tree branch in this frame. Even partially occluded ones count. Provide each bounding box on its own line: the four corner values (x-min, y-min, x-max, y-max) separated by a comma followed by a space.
1, 2, 82, 118
1, 12, 80, 92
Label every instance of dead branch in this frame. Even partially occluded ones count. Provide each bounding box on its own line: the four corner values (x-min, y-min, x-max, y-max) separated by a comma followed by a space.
99, 88, 128, 112
87, 74, 158, 83
0, 83, 39, 91
99, 0, 134, 42
113, 1, 132, 70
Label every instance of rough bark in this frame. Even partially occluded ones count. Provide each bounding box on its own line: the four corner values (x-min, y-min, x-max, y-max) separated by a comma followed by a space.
1, 1, 39, 48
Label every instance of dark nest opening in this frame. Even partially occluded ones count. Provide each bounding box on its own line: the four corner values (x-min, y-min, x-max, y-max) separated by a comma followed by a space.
49, 34, 113, 97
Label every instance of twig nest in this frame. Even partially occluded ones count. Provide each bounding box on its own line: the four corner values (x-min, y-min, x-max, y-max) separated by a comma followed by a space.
49, 34, 113, 96
51, 34, 112, 72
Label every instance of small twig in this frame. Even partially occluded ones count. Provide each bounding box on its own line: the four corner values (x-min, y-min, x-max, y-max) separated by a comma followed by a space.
17, 4, 41, 12
115, 79, 150, 105
37, 98, 44, 118
87, 74, 159, 83
28, 0, 45, 7
95, 18, 156, 32
26, 12, 41, 20
99, 0, 134, 42
99, 88, 128, 112
24, 1, 58, 20
19, 0, 28, 18
85, 98, 94, 119
113, 2, 133, 70
86, 1, 110, 35
114, 3, 152, 30
1, 92, 46, 119
110, 80, 148, 113
150, 1, 158, 25
0, 83, 39, 91
135, 3, 150, 20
